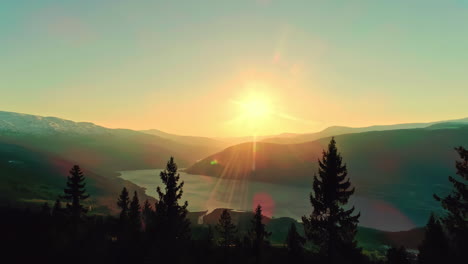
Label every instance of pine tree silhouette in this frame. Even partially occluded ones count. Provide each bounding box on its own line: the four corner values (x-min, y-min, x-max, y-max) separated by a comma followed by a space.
61, 165, 89, 222
285, 223, 305, 261
386, 246, 410, 264
129, 191, 141, 233
302, 138, 360, 264
433, 146, 467, 261
142, 199, 154, 232
249, 204, 271, 263
153, 157, 191, 257
216, 209, 237, 248
418, 214, 449, 264
117, 187, 130, 222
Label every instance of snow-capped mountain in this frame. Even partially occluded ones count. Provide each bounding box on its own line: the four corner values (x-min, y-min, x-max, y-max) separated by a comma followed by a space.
0, 111, 112, 135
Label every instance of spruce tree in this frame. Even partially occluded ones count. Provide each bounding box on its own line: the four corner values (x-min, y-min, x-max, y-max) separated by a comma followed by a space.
216, 209, 237, 248
129, 191, 141, 233
418, 214, 448, 264
434, 146, 467, 261
302, 138, 360, 264
61, 165, 89, 222
117, 187, 130, 223
249, 204, 271, 262
154, 157, 190, 246
285, 223, 305, 260
142, 199, 154, 232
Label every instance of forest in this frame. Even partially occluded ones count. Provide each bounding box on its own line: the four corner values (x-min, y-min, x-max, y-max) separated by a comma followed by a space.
3, 138, 467, 264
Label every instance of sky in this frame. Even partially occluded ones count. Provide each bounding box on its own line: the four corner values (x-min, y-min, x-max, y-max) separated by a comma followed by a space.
1, 0, 468, 137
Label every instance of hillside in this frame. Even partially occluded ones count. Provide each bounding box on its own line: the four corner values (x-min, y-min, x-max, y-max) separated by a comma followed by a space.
186, 124, 468, 227
262, 118, 468, 144
187, 124, 468, 185
140, 129, 229, 153
0, 142, 155, 213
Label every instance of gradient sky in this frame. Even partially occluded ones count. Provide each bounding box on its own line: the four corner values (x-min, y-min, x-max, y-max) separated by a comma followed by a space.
1, 0, 467, 137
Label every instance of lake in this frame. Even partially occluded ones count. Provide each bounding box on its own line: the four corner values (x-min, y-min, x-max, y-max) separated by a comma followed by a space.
119, 169, 439, 231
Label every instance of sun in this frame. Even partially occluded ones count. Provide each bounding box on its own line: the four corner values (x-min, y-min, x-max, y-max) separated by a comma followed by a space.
228, 81, 279, 134
239, 96, 271, 119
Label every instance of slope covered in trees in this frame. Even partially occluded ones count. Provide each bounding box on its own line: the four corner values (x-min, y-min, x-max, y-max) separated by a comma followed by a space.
0, 142, 155, 212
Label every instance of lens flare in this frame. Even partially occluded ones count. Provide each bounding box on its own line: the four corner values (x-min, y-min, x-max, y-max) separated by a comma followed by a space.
252, 192, 275, 218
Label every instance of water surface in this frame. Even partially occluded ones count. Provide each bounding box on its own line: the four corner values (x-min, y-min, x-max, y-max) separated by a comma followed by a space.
119, 169, 437, 231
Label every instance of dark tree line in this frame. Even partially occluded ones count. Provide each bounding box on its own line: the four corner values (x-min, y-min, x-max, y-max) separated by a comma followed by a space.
418, 146, 467, 264
3, 139, 467, 264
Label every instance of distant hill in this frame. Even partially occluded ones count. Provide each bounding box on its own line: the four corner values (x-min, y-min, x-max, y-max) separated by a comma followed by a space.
262, 118, 468, 144
140, 129, 229, 152
186, 124, 468, 227
187, 123, 468, 185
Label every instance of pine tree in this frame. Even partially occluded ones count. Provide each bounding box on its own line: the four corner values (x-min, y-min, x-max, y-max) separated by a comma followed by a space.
61, 165, 89, 222
418, 214, 449, 264
433, 146, 467, 261
216, 209, 237, 248
117, 187, 130, 222
154, 157, 191, 246
386, 246, 410, 264
142, 199, 154, 232
302, 138, 360, 264
249, 204, 271, 263
285, 223, 305, 259
129, 191, 141, 233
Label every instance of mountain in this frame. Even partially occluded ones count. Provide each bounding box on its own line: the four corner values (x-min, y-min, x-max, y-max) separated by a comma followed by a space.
0, 111, 224, 169
262, 117, 468, 144
0, 111, 226, 211
189, 123, 468, 185
185, 124, 468, 227
140, 129, 229, 154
